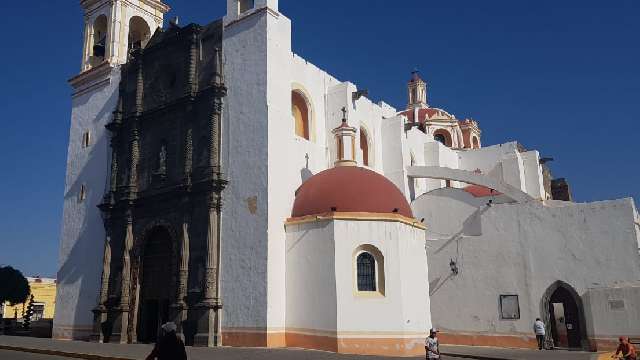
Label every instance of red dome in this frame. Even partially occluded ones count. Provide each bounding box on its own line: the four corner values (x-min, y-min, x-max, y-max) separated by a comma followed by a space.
292, 167, 413, 218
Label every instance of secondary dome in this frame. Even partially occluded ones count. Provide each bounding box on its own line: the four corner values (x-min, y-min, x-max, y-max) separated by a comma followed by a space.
291, 167, 413, 218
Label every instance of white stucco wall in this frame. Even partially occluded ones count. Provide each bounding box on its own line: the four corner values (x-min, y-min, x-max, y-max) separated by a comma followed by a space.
285, 221, 337, 333
54, 67, 121, 339
265, 8, 295, 333
221, 10, 271, 332
520, 150, 546, 200
583, 285, 640, 339
381, 116, 411, 198
412, 190, 640, 340
333, 220, 431, 337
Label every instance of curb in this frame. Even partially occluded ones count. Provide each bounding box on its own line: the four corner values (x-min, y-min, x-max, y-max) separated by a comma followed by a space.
1, 344, 512, 360
441, 352, 510, 360
0, 345, 135, 360
0, 344, 604, 360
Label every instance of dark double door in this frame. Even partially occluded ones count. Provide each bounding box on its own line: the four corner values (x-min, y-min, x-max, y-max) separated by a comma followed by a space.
137, 227, 173, 343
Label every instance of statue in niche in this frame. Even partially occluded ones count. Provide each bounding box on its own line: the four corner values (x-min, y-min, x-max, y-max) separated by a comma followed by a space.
153, 142, 168, 183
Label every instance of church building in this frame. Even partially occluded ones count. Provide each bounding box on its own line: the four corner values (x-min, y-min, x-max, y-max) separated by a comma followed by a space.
55, 0, 640, 356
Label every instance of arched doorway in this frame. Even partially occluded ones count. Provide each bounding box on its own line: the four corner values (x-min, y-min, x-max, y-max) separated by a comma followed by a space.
137, 226, 173, 343
541, 281, 587, 350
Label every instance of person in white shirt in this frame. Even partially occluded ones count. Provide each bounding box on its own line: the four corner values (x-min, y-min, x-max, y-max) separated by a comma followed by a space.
425, 328, 440, 359
533, 318, 546, 350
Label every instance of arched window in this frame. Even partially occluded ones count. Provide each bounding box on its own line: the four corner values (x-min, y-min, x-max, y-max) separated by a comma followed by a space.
433, 129, 452, 147
472, 136, 480, 149
92, 15, 108, 59
128, 16, 151, 53
291, 91, 310, 140
357, 252, 376, 291
359, 127, 370, 166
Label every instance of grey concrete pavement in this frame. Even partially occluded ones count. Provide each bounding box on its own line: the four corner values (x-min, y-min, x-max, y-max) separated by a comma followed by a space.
440, 345, 600, 360
0, 349, 76, 360
0, 336, 601, 360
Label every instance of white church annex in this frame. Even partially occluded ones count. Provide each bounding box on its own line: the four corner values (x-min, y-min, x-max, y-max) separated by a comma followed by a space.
55, 0, 640, 356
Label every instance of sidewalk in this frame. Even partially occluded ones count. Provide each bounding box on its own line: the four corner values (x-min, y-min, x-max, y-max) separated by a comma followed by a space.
0, 335, 607, 360
440, 344, 607, 360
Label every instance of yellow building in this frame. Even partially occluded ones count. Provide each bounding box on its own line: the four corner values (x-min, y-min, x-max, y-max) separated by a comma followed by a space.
2, 277, 56, 320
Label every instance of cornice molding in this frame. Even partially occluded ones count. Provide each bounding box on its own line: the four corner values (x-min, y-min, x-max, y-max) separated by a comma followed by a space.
81, 0, 170, 14
69, 62, 116, 96
285, 212, 426, 230
224, 6, 280, 29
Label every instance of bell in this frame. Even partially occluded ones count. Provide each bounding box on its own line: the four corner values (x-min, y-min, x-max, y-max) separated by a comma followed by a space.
93, 44, 105, 58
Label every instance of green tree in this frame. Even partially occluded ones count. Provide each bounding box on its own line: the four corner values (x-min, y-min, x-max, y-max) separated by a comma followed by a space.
0, 266, 30, 318
23, 295, 35, 330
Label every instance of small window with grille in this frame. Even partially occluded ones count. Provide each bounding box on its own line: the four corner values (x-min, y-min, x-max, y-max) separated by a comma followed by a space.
82, 131, 91, 148
79, 184, 87, 202
32, 304, 45, 321
357, 252, 376, 292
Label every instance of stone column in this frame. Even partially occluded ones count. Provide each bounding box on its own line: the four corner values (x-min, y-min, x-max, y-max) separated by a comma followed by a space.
82, 19, 91, 71
91, 234, 111, 342
193, 200, 220, 347
172, 214, 190, 334
194, 47, 226, 347
118, 214, 134, 344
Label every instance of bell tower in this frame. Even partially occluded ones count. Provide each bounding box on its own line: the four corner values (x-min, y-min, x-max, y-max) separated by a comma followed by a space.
54, 0, 169, 342
407, 70, 428, 109
79, 0, 169, 71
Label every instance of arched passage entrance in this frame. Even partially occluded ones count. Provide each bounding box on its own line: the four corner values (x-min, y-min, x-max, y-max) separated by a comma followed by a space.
540, 281, 587, 350
137, 226, 173, 343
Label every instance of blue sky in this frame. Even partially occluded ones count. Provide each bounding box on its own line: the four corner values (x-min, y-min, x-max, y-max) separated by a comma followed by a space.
0, 0, 638, 278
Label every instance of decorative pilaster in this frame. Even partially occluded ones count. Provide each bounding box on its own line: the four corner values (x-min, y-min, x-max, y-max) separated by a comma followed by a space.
172, 212, 190, 333
82, 19, 91, 71
194, 47, 227, 347
186, 31, 199, 97
124, 55, 143, 198
183, 127, 193, 184
91, 232, 112, 343
119, 213, 134, 344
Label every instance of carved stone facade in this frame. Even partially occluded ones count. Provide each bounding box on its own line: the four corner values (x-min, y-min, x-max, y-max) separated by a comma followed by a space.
94, 20, 226, 346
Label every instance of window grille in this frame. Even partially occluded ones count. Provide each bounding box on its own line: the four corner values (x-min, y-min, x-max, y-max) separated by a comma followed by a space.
79, 184, 87, 202
82, 131, 91, 148
357, 252, 376, 291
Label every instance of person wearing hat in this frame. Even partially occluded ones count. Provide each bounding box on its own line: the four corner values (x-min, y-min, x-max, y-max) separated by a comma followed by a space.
425, 328, 440, 359
145, 322, 187, 360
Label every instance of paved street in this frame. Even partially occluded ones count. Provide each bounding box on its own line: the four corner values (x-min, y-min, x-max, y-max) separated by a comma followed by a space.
0, 336, 605, 360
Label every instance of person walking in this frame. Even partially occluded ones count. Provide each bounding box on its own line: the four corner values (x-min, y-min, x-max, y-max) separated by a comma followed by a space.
145, 322, 188, 360
613, 336, 637, 360
533, 318, 546, 350
425, 328, 440, 359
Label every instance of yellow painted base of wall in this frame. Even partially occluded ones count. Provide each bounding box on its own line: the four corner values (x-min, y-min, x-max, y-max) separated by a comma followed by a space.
438, 331, 538, 349
222, 329, 425, 357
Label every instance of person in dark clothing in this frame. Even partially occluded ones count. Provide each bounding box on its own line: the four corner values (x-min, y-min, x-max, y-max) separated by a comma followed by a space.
145, 322, 187, 360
